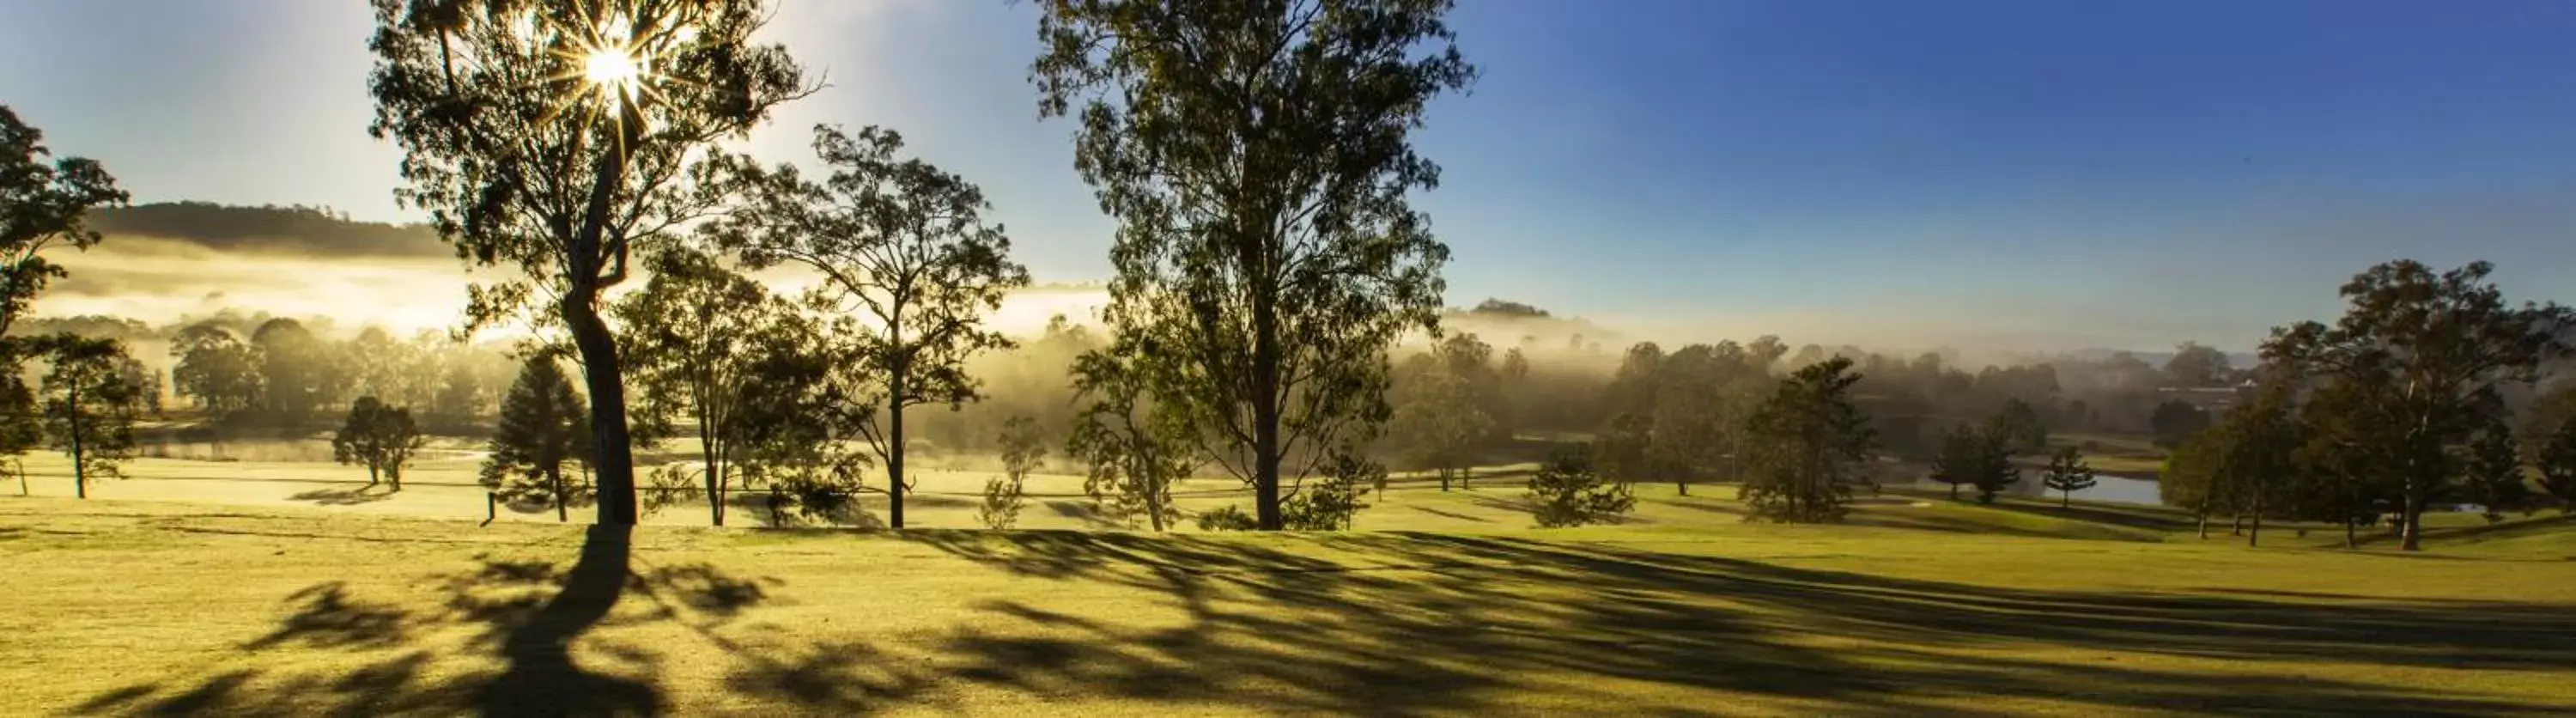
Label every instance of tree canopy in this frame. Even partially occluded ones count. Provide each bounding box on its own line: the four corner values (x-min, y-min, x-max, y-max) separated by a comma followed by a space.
1030, 0, 1476, 529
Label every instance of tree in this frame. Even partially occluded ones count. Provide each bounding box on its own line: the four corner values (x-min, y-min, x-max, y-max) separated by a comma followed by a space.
1524, 448, 1633, 528
1066, 349, 1199, 532
332, 396, 425, 490
1387, 337, 1495, 491
2533, 411, 2576, 514
2040, 447, 2097, 508
1283, 449, 1378, 530
483, 356, 592, 522
611, 247, 784, 526
0, 106, 127, 339
39, 336, 145, 498
252, 318, 343, 422
170, 322, 262, 415
2464, 413, 2532, 524
2294, 375, 2402, 546
2263, 259, 2569, 550
2204, 382, 2300, 546
2164, 341, 2232, 387
1741, 357, 1878, 522
1032, 0, 1476, 530
1929, 424, 2017, 503
708, 125, 1030, 528
0, 345, 39, 496
1989, 398, 2047, 451
980, 415, 1048, 530
369, 0, 814, 526
2148, 399, 2210, 449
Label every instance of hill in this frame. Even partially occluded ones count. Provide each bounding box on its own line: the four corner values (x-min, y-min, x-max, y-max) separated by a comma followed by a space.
85, 202, 450, 259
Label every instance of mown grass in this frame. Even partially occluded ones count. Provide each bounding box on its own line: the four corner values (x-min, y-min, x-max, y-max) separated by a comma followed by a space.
7, 487, 2576, 716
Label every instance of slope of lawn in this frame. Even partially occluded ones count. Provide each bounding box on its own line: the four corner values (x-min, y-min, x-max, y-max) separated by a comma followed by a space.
7, 495, 2576, 716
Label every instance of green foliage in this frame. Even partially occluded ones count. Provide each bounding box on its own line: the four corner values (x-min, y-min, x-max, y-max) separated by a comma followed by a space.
979, 416, 1048, 530
368, 0, 814, 525
1194, 505, 1260, 532
611, 247, 793, 526
331, 396, 425, 490
1066, 349, 1198, 532
37, 335, 146, 496
1741, 357, 1877, 522
2464, 418, 2533, 523
0, 105, 127, 338
1387, 333, 1497, 490
1031, 0, 1475, 530
1282, 451, 1379, 531
1931, 424, 2018, 504
1524, 448, 1634, 528
482, 356, 591, 520
1989, 398, 2048, 451
707, 125, 1030, 527
2534, 406, 2576, 514
251, 318, 343, 422
169, 323, 262, 414
2148, 400, 2210, 449
2163, 341, 2232, 387
2040, 447, 2098, 507
2262, 259, 2571, 550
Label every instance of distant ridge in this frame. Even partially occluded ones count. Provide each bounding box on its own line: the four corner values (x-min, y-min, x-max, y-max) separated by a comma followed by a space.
87, 201, 450, 259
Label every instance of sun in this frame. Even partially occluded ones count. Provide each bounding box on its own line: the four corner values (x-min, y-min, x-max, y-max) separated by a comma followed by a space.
584, 48, 641, 95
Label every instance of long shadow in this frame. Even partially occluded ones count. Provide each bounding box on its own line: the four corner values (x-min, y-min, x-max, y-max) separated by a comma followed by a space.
894, 530, 2576, 716
76, 524, 779, 716
476, 523, 659, 715
286, 486, 395, 506
1406, 505, 1494, 523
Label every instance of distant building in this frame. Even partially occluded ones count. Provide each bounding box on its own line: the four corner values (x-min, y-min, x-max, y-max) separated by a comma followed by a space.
2155, 380, 2255, 414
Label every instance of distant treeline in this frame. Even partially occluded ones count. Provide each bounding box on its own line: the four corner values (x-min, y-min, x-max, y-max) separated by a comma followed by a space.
83, 202, 449, 258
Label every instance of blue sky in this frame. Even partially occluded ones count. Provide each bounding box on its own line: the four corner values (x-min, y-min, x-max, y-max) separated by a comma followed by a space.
4, 0, 2575, 352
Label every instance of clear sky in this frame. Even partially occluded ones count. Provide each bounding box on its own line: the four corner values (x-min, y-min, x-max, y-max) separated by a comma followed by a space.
4, 0, 2575, 352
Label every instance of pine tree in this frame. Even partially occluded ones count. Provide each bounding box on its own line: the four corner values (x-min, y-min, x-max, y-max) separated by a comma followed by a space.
1525, 448, 1633, 528
482, 357, 590, 522
2040, 446, 2097, 508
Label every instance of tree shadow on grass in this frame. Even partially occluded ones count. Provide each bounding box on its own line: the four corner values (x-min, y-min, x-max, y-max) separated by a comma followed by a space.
286, 485, 396, 506
892, 530, 2576, 716
76, 524, 785, 717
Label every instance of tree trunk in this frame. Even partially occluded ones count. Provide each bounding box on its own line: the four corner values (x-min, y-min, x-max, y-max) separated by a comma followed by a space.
69, 386, 86, 500
2344, 517, 2357, 548
701, 423, 724, 527
562, 295, 637, 526
2231, 513, 2243, 536
2248, 492, 2263, 548
1461, 465, 1473, 490
2060, 489, 2070, 508
1676, 478, 1687, 496
368, 464, 380, 487
387, 465, 402, 492
2399, 490, 2425, 551
1948, 482, 1959, 500
1251, 288, 1283, 531
551, 466, 568, 523
888, 350, 908, 530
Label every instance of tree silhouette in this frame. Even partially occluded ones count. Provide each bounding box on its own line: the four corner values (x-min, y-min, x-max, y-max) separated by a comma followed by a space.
1741, 356, 1877, 522
611, 247, 786, 526
333, 397, 426, 491
483, 356, 591, 522
0, 105, 126, 338
2533, 410, 2576, 514
1387, 335, 1495, 491
1031, 0, 1476, 529
2040, 446, 2097, 508
2163, 341, 2233, 387
1931, 424, 2017, 504
1066, 348, 1200, 532
38, 336, 145, 498
2148, 399, 2210, 449
707, 125, 1030, 528
368, 0, 815, 525
979, 415, 1048, 530
170, 322, 262, 415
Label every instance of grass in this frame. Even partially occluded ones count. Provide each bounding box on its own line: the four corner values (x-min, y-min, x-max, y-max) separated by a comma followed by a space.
9, 478, 2576, 716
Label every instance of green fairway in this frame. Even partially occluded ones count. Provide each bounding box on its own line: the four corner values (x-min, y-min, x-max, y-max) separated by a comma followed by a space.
7, 492, 2575, 716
